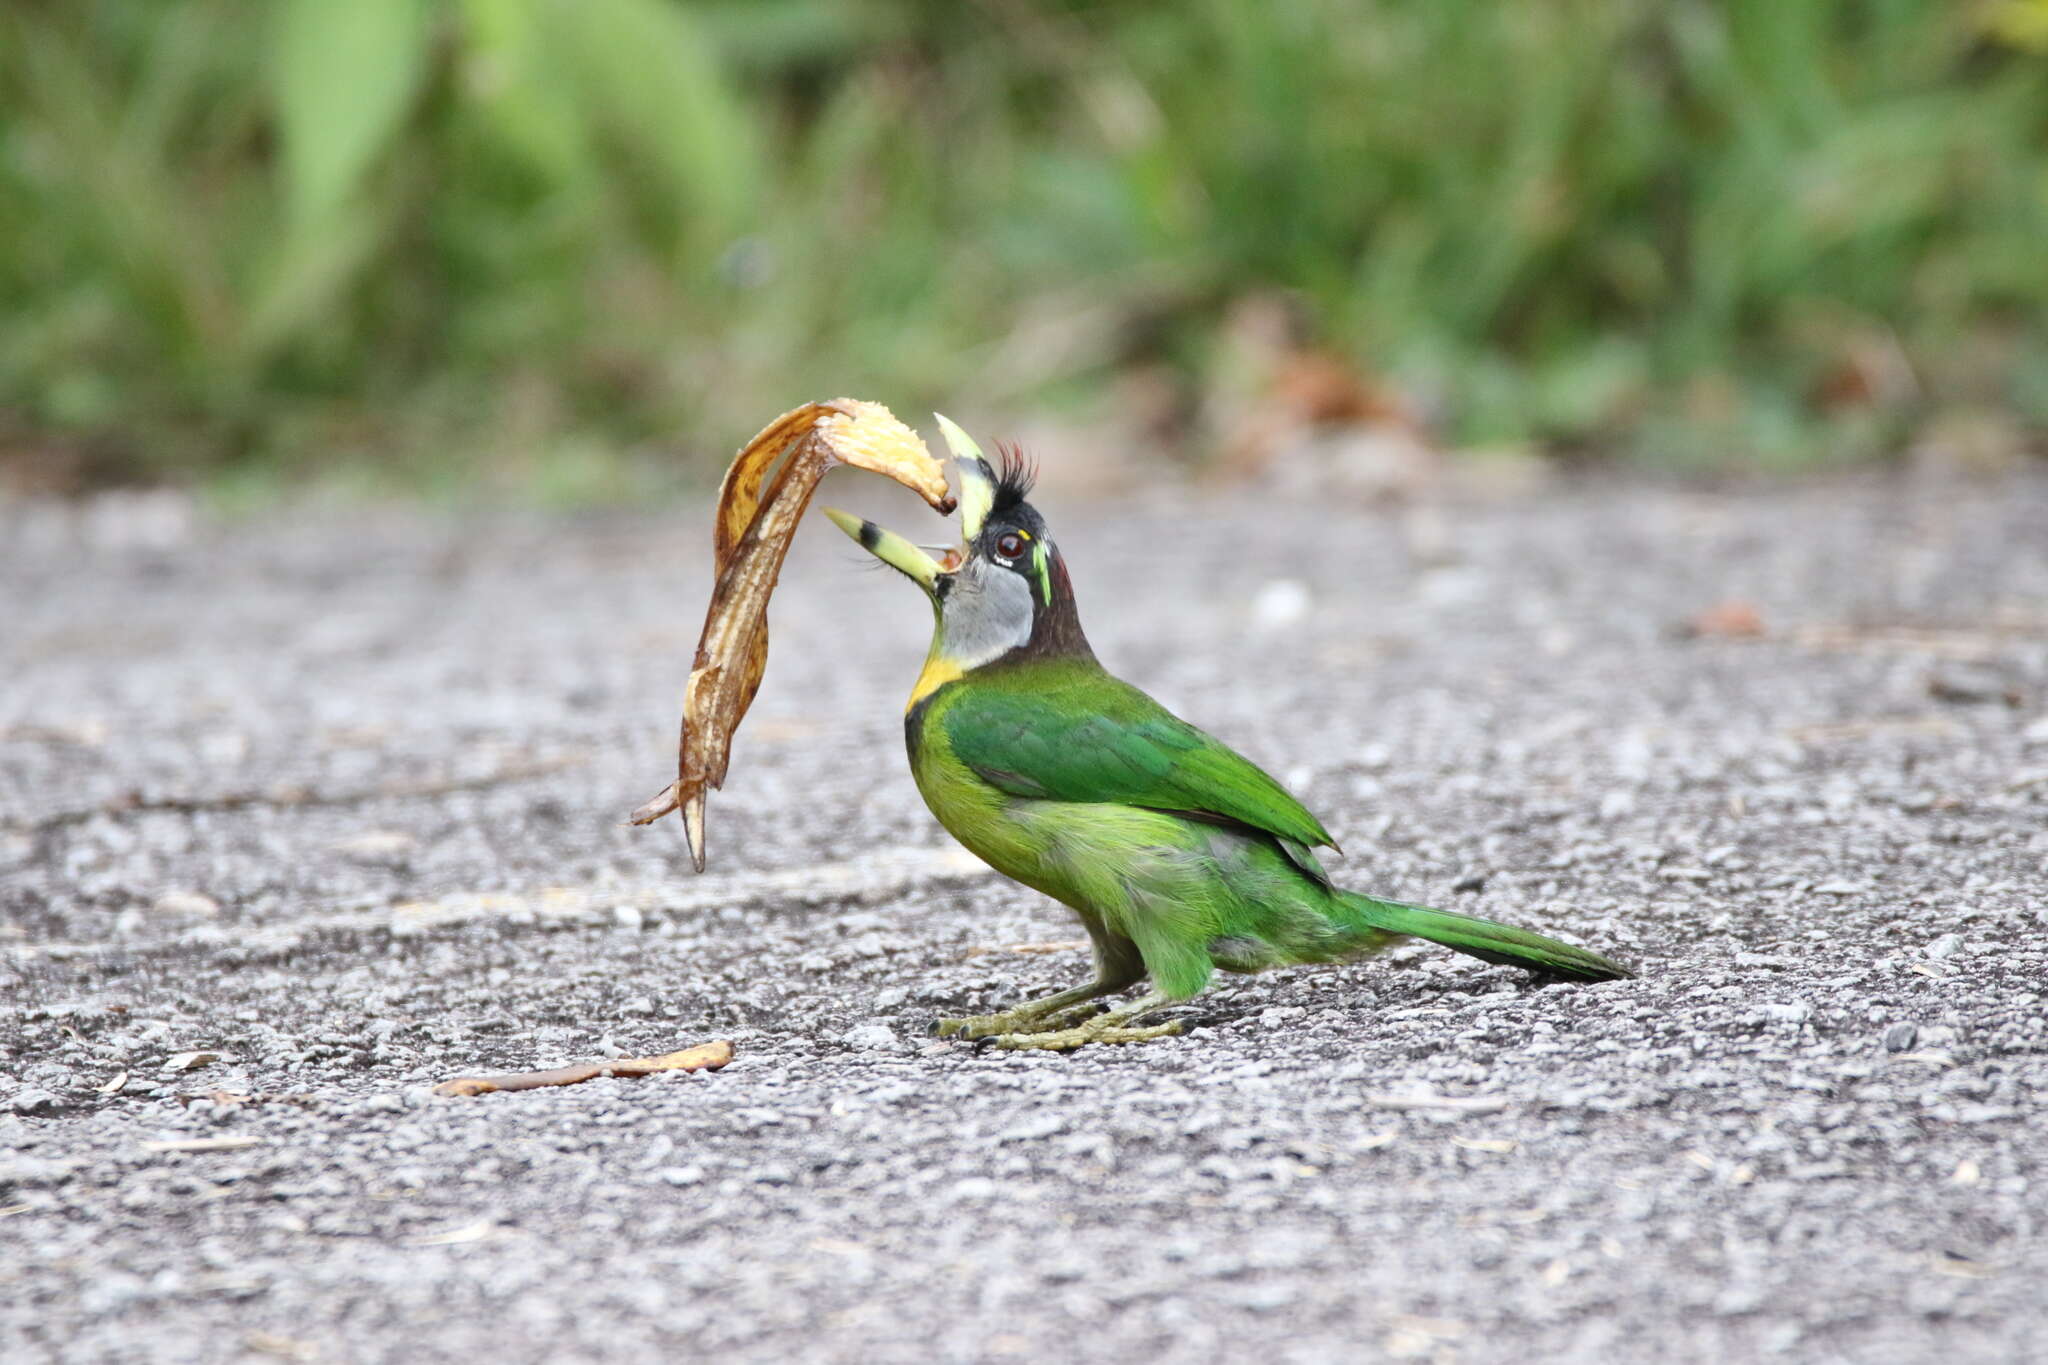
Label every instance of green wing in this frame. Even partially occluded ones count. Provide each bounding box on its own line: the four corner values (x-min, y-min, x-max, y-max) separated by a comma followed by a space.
938, 667, 1336, 854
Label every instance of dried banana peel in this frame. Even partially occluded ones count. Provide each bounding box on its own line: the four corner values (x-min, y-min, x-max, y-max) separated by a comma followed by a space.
629, 400, 955, 869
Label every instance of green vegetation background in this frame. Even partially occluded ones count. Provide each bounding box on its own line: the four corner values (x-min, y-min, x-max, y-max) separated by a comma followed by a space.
3, 0, 2045, 495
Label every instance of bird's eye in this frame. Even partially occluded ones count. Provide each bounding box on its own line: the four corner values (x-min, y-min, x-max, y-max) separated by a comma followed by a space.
995, 532, 1026, 560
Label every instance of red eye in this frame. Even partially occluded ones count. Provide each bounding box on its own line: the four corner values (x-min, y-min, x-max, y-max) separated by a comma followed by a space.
995, 532, 1026, 560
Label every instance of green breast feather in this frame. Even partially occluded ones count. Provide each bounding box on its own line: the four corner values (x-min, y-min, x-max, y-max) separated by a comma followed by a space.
932, 658, 1336, 857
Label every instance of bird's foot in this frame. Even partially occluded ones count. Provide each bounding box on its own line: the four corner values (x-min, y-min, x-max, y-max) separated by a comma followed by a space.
984, 1016, 1183, 1051
972, 990, 1182, 1051
934, 1004, 1076, 1041
934, 989, 1119, 1040
1038, 1000, 1113, 1031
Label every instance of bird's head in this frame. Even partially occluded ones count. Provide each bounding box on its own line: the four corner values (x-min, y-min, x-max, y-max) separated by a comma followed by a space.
825, 415, 1092, 669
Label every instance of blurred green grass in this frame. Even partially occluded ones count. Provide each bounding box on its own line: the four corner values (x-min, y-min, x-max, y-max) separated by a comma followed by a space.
2, 0, 2045, 493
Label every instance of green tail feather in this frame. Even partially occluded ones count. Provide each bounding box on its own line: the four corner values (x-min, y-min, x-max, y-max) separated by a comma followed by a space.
1338, 892, 1632, 983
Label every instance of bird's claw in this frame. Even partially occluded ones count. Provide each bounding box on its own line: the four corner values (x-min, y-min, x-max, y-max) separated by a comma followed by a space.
933, 1012, 1025, 1040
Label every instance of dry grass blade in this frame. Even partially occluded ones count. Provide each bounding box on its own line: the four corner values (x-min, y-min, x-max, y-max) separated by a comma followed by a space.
629, 399, 954, 869
406, 1219, 502, 1247
432, 1039, 735, 1098
1365, 1093, 1510, 1114
138, 1135, 266, 1153
959, 939, 1090, 958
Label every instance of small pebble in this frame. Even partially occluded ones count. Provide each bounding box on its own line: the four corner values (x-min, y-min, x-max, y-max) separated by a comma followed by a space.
1250, 580, 1311, 631
841, 1024, 899, 1051
150, 891, 220, 917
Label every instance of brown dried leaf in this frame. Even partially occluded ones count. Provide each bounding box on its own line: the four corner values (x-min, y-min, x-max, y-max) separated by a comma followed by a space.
629, 400, 954, 869
1681, 600, 1768, 639
432, 1039, 735, 1098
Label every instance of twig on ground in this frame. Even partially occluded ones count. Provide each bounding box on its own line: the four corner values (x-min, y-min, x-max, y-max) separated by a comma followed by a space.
433, 1040, 734, 1098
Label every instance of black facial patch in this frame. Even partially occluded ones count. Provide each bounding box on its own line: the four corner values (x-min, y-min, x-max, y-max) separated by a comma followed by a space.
977, 509, 1048, 576
955, 446, 1094, 662
970, 443, 1059, 606
975, 447, 1047, 568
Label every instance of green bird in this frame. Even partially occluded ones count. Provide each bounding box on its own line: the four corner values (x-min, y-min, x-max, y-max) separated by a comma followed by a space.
824, 417, 1631, 1049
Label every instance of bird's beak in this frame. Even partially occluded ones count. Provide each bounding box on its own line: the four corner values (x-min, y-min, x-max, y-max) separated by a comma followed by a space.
827, 415, 994, 593
935, 413, 996, 543
824, 507, 950, 592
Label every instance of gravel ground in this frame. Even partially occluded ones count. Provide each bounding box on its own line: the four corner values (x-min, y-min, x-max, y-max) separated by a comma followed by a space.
3, 470, 2047, 1364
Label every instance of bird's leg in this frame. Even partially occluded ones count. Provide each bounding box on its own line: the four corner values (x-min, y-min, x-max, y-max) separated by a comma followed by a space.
937, 925, 1163, 1039
934, 978, 1128, 1041
984, 989, 1183, 1051
937, 921, 1147, 1040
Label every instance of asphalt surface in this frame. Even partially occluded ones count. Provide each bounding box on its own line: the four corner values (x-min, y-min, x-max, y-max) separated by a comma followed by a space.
4, 469, 2047, 1364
